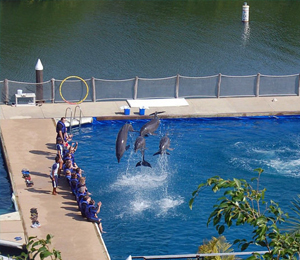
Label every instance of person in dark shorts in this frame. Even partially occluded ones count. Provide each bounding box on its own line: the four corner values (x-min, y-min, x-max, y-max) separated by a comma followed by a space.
56, 117, 73, 144
50, 156, 60, 195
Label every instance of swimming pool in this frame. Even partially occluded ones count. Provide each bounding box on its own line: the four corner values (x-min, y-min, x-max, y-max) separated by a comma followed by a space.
0, 144, 14, 215
72, 116, 300, 260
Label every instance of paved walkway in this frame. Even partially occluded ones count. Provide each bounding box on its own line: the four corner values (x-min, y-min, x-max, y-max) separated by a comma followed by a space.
0, 119, 109, 259
1, 96, 300, 120
1, 96, 300, 259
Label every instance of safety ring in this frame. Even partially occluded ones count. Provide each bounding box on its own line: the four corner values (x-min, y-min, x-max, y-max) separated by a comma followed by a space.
59, 76, 89, 105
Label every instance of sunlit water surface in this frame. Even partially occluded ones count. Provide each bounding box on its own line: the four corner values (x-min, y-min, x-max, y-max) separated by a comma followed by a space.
1, 0, 300, 81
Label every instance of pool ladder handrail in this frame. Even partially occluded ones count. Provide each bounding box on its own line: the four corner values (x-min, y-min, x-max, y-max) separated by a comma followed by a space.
64, 105, 83, 135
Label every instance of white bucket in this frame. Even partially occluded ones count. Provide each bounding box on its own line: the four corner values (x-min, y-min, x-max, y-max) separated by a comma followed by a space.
17, 89, 22, 95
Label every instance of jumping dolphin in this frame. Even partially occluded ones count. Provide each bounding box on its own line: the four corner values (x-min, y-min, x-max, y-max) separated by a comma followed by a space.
134, 136, 151, 167
116, 124, 136, 163
139, 111, 164, 137
153, 135, 173, 156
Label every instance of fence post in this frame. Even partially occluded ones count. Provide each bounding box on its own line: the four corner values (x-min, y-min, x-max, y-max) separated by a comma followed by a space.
134, 76, 138, 100
91, 77, 96, 102
51, 78, 55, 103
35, 59, 44, 103
4, 79, 9, 104
217, 73, 222, 98
175, 74, 180, 98
256, 73, 260, 97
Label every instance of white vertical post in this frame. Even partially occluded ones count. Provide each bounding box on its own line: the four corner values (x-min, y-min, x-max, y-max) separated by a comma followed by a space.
35, 59, 44, 103
242, 2, 250, 22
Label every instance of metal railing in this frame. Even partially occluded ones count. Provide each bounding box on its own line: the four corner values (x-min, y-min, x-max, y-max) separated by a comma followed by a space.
129, 251, 268, 260
1, 73, 299, 105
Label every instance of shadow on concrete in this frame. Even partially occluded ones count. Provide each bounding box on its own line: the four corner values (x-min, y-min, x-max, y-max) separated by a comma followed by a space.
26, 187, 51, 194
62, 201, 77, 206
30, 171, 50, 178
29, 150, 55, 160
46, 143, 56, 150
65, 212, 87, 222
61, 206, 79, 212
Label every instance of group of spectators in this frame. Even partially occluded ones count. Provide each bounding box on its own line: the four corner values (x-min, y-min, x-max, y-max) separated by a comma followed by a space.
50, 117, 105, 233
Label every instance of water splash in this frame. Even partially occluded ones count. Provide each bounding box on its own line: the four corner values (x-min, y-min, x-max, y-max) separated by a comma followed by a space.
111, 150, 183, 217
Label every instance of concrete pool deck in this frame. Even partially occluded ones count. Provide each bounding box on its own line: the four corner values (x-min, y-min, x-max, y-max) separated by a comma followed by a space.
1, 96, 300, 259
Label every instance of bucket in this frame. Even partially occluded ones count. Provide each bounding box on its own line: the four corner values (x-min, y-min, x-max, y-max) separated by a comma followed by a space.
139, 107, 145, 115
17, 89, 22, 95
124, 107, 130, 115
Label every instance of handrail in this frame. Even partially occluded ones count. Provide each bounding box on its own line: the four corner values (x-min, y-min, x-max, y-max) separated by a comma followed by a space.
129, 250, 269, 260
74, 105, 83, 129
64, 107, 73, 135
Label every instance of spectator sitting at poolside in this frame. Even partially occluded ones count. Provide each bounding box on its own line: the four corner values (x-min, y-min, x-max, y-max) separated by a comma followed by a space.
70, 173, 78, 195
76, 186, 87, 205
76, 177, 91, 195
85, 198, 105, 233
63, 159, 76, 175
64, 153, 78, 169
75, 167, 83, 179
79, 195, 90, 217
65, 169, 72, 184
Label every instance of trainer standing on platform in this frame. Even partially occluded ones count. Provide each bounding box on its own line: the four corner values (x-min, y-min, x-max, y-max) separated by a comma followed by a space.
56, 117, 72, 144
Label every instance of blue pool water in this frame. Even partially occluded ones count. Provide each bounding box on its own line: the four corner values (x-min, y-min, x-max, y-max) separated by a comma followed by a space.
0, 146, 14, 215
71, 116, 300, 259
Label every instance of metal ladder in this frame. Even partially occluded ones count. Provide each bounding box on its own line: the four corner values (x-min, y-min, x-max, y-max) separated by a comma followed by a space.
64, 105, 83, 135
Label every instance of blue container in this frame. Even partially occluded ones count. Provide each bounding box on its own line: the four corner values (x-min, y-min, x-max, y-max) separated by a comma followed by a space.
139, 108, 145, 115
124, 108, 130, 115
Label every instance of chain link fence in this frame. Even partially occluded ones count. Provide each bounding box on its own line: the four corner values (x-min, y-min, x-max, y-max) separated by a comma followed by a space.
1, 73, 299, 105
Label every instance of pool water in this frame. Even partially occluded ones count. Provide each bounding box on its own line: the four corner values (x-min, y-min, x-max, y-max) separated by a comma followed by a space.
71, 117, 300, 259
0, 146, 14, 215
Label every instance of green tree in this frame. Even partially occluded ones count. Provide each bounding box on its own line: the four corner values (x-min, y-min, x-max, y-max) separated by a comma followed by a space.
189, 168, 300, 259
13, 234, 62, 260
198, 236, 236, 260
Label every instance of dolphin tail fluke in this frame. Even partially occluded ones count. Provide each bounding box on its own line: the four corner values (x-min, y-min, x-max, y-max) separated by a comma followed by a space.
166, 152, 170, 155
153, 151, 161, 156
136, 161, 142, 167
136, 156, 152, 168
142, 160, 152, 168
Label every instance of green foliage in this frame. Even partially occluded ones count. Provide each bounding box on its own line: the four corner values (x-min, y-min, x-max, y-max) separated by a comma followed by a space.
11, 234, 62, 260
189, 168, 300, 259
284, 195, 300, 238
198, 236, 236, 260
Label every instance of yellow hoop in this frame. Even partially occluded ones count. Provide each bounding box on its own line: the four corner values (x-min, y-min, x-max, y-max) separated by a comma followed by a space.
59, 76, 89, 105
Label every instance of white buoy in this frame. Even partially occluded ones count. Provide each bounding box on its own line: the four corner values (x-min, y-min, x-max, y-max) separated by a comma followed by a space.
242, 2, 250, 22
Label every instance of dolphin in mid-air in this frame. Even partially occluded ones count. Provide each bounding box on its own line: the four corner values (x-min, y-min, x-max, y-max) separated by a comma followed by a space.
116, 124, 136, 163
139, 111, 164, 137
134, 136, 151, 167
153, 135, 173, 156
